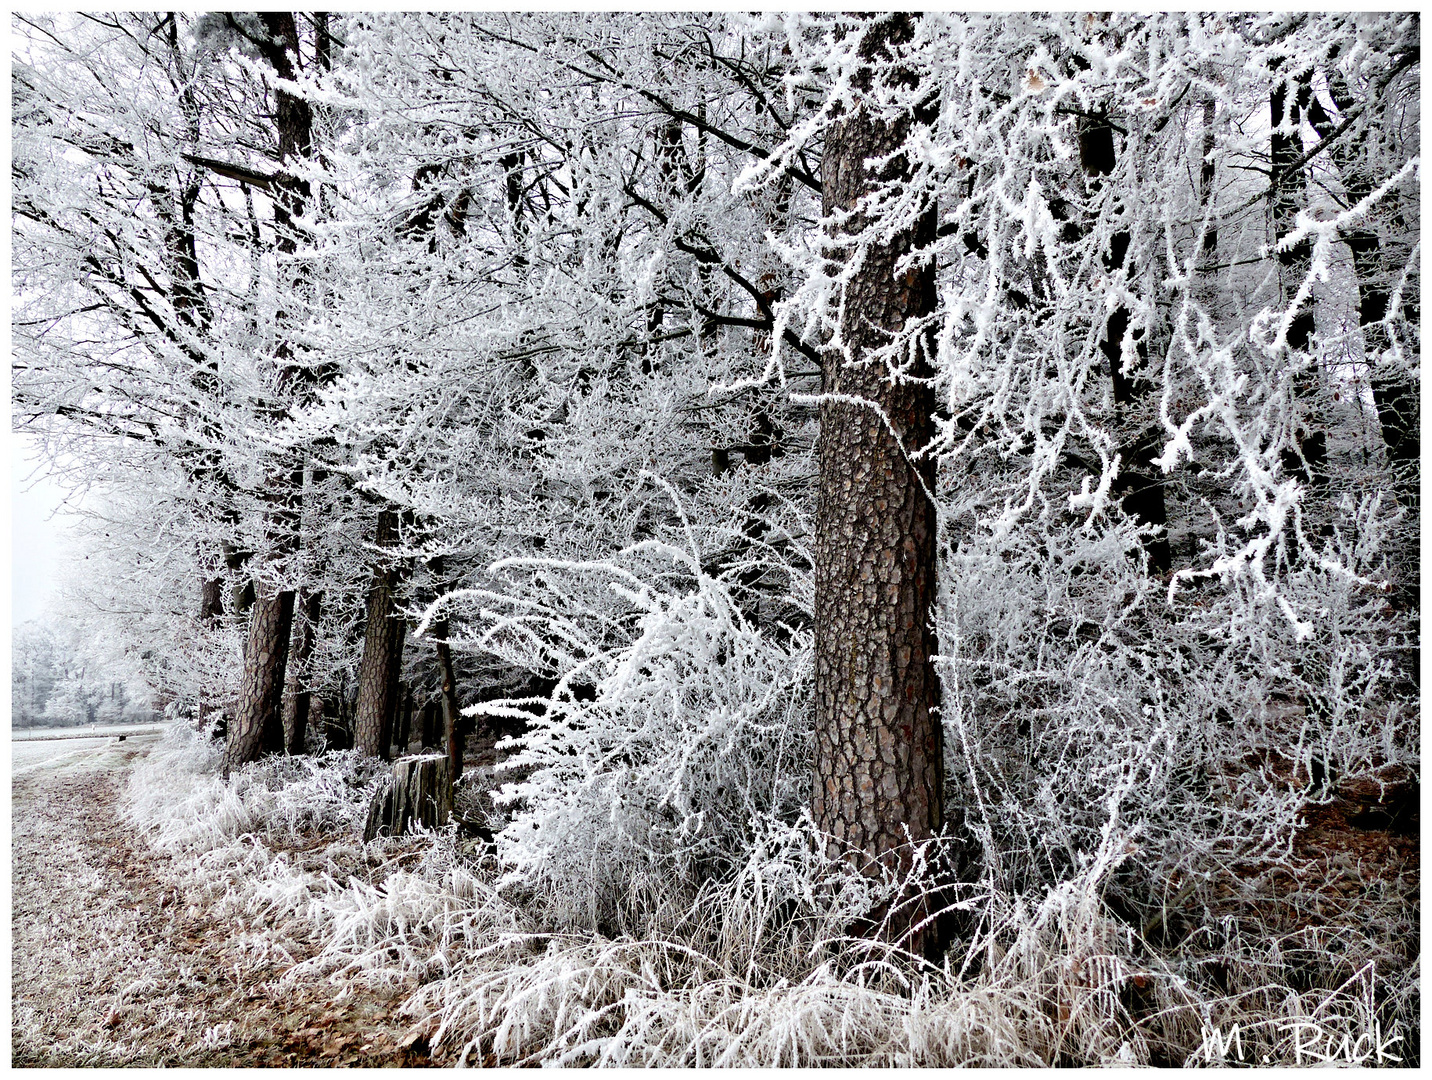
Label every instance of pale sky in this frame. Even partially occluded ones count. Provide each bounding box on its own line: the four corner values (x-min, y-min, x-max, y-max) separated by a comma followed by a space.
10, 433, 75, 628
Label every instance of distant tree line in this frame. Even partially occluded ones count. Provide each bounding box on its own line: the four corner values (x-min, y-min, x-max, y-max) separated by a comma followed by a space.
12, 621, 156, 728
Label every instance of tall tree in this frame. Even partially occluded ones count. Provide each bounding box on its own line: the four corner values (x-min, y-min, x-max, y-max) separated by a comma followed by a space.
811, 13, 943, 955
353, 509, 406, 758
223, 12, 321, 773
281, 589, 321, 753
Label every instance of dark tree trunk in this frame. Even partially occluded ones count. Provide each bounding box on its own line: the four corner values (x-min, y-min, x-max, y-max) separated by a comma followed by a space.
813, 13, 943, 957
1082, 118, 1171, 574
201, 576, 224, 624
435, 634, 463, 780
321, 696, 352, 751
382, 631, 409, 754
426, 555, 467, 780
393, 683, 414, 757
224, 584, 296, 776
354, 510, 405, 758
282, 589, 321, 754
1199, 96, 1218, 266
224, 542, 256, 619
418, 700, 441, 749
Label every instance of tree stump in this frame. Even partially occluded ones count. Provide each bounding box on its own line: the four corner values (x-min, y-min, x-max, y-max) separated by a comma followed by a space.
363, 753, 453, 841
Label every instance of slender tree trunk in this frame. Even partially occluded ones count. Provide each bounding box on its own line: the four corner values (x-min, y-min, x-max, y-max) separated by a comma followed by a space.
813, 13, 943, 958
354, 510, 405, 758
418, 699, 440, 749
426, 554, 466, 779
1080, 118, 1171, 574
1199, 95, 1218, 267
383, 636, 408, 755
224, 584, 296, 777
398, 685, 415, 756
282, 589, 321, 754
435, 634, 463, 780
1270, 68, 1326, 486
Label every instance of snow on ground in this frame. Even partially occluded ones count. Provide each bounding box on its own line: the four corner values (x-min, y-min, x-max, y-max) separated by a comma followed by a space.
11, 737, 114, 775
13, 722, 167, 741
16, 727, 1414, 1067
11, 741, 441, 1066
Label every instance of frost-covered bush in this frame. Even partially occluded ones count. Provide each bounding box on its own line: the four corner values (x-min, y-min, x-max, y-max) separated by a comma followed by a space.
125, 725, 390, 880
116, 691, 1412, 1067
939, 487, 1417, 998
444, 522, 814, 934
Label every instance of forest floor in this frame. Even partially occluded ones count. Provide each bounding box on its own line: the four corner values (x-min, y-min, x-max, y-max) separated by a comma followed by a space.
12, 733, 1418, 1067
11, 741, 442, 1067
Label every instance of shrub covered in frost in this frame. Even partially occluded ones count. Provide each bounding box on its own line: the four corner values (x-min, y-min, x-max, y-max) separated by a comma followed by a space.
941, 492, 1415, 913
443, 525, 814, 934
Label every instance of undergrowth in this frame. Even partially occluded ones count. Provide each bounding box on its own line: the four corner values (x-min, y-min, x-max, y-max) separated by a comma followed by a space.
125, 708, 1415, 1068
120, 486, 1416, 1067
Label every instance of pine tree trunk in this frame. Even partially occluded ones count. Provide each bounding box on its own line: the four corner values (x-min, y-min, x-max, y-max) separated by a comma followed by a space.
282, 589, 321, 754
354, 510, 404, 758
813, 13, 943, 957
224, 583, 296, 776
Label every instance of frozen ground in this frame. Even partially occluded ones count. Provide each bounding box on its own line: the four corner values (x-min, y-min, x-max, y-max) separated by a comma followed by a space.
11, 726, 165, 777
10, 740, 439, 1066
13, 722, 168, 741
13, 727, 1416, 1067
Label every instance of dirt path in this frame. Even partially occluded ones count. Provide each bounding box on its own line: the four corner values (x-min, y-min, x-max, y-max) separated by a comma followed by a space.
12, 748, 440, 1067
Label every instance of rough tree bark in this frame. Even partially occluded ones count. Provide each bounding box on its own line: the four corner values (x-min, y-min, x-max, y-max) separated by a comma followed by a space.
354, 509, 406, 759
223, 586, 296, 777
813, 12, 943, 957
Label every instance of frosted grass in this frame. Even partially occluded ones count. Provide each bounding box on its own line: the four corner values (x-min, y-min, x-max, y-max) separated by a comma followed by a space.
121, 724, 1413, 1067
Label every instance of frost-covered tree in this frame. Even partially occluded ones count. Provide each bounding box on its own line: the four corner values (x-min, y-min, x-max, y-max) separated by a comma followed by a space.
12, 14, 1419, 1029
807, 13, 944, 955
12, 622, 62, 727
11, 615, 153, 728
